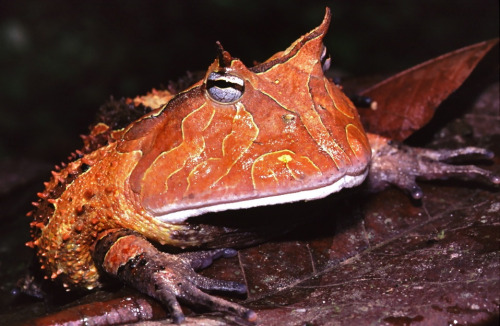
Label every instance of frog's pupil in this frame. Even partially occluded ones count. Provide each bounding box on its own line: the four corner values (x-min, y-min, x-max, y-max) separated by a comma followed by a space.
211, 79, 243, 91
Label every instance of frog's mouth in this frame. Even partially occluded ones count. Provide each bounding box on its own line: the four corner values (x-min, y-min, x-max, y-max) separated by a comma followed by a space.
155, 169, 368, 224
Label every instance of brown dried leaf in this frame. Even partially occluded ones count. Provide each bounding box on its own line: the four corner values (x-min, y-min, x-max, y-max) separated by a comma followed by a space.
358, 39, 499, 141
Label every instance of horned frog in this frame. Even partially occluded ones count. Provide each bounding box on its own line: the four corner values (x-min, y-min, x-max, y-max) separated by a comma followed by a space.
26, 8, 498, 324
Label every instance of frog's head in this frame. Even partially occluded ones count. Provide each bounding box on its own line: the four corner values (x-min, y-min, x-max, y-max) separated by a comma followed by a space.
121, 8, 371, 223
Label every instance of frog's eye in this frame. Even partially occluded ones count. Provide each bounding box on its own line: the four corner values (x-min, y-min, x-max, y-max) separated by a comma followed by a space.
206, 72, 245, 104
320, 44, 331, 72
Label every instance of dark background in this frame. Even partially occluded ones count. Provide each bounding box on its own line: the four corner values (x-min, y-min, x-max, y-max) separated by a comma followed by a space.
0, 0, 498, 163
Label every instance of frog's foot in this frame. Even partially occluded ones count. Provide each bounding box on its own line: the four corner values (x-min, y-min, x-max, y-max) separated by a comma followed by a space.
367, 135, 500, 199
93, 229, 256, 324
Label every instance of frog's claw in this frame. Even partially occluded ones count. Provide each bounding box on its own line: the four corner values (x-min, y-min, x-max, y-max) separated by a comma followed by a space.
92, 229, 256, 324
366, 134, 499, 199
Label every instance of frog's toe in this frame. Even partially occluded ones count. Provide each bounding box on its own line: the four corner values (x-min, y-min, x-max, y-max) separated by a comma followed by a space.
179, 248, 247, 293
169, 275, 255, 321
397, 179, 424, 200
418, 146, 494, 161
182, 248, 238, 270
151, 263, 254, 323
155, 289, 186, 324
189, 273, 248, 294
367, 139, 499, 196
417, 147, 500, 185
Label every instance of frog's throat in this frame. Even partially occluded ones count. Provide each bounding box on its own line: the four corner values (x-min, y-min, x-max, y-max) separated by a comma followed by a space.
155, 169, 368, 224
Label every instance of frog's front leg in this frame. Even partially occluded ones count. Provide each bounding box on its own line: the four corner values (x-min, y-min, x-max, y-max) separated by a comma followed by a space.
92, 229, 256, 324
366, 133, 500, 198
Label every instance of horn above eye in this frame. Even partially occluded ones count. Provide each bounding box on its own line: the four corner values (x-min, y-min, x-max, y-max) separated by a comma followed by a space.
206, 72, 245, 104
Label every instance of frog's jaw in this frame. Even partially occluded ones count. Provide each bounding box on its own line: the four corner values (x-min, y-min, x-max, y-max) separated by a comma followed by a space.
156, 169, 368, 224
122, 8, 371, 224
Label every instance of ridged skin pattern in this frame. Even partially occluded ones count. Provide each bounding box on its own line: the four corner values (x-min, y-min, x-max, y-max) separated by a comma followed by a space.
28, 9, 370, 293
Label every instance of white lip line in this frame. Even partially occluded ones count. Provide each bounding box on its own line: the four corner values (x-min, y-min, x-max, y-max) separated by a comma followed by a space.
156, 169, 368, 224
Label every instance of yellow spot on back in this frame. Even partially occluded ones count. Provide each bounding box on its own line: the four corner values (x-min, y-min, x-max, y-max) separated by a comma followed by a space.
278, 154, 293, 163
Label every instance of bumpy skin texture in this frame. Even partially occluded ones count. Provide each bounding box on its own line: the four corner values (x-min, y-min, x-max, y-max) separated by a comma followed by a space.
27, 8, 371, 322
